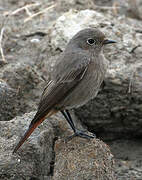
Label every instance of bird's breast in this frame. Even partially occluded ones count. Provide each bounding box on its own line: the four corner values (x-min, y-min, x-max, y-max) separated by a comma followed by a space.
59, 58, 108, 109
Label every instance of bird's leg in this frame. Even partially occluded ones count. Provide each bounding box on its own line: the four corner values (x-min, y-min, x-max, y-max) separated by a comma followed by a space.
61, 110, 76, 132
61, 110, 95, 140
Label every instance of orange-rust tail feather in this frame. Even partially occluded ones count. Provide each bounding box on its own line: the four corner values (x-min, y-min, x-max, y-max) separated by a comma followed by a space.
13, 109, 57, 153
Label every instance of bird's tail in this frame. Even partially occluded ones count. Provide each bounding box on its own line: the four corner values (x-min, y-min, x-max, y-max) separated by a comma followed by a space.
13, 109, 57, 153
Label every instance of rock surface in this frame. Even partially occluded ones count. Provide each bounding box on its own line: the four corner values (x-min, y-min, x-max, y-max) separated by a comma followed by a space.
0, 63, 44, 120
0, 111, 115, 180
0, 112, 55, 179
53, 138, 115, 180
0, 80, 18, 121
109, 139, 142, 180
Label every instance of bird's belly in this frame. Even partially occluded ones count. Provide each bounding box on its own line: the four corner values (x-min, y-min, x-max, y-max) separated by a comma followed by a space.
59, 63, 105, 109
66, 77, 103, 109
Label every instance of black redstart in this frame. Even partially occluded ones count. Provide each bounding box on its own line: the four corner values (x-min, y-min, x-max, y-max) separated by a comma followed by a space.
13, 28, 116, 153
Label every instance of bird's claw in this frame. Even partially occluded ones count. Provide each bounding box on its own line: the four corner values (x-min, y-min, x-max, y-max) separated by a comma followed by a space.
65, 129, 96, 142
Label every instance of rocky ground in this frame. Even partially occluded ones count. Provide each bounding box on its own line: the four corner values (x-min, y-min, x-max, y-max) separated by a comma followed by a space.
0, 0, 142, 179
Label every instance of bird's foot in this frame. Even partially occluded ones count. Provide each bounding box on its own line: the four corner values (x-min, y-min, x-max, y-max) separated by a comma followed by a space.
65, 129, 96, 142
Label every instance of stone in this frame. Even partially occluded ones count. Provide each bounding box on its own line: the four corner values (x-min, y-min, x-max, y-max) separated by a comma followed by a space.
0, 80, 18, 121
0, 112, 55, 179
53, 138, 116, 180
0, 110, 115, 180
0, 63, 44, 120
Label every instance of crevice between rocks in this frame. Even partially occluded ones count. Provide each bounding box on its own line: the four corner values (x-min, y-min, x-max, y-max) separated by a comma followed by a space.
48, 136, 58, 177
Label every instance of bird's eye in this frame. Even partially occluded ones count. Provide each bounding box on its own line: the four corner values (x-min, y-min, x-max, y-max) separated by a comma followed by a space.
87, 38, 96, 45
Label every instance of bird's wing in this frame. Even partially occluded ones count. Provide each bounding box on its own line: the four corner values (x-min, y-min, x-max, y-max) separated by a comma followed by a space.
13, 52, 90, 153
31, 51, 91, 125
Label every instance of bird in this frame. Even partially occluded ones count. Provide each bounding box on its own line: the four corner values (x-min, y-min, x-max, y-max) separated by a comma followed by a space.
13, 28, 116, 153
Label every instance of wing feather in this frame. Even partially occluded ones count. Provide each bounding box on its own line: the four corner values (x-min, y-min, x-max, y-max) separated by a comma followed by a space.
30, 52, 90, 125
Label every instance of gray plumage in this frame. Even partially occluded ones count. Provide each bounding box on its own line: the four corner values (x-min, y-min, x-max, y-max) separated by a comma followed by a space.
39, 28, 108, 111
13, 28, 116, 153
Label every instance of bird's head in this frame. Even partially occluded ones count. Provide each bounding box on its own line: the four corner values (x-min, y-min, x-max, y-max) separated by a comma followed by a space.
66, 28, 116, 54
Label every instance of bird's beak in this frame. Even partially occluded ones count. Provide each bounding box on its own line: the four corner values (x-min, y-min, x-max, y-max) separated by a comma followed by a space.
103, 39, 116, 45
